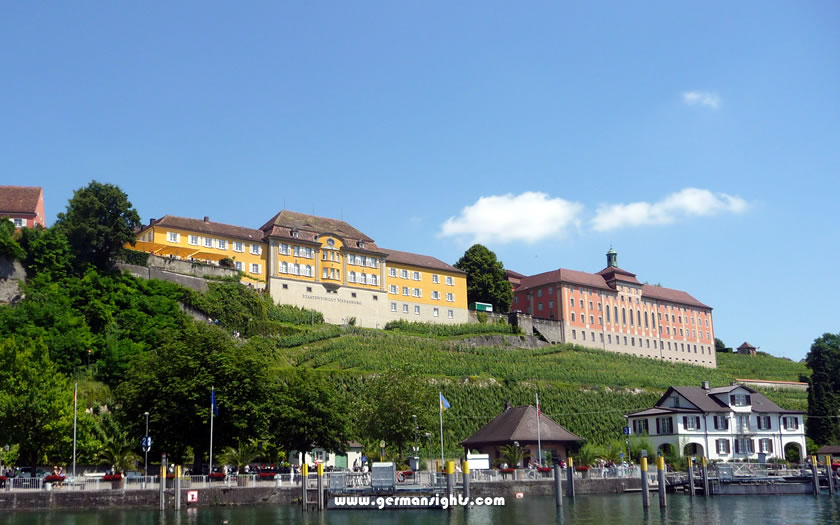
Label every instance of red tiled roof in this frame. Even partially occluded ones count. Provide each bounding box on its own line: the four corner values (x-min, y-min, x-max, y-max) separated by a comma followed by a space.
505, 269, 525, 279
516, 268, 613, 293
0, 186, 42, 214
260, 210, 376, 245
597, 266, 641, 285
142, 215, 265, 242
461, 405, 583, 447
381, 248, 464, 274
641, 284, 710, 309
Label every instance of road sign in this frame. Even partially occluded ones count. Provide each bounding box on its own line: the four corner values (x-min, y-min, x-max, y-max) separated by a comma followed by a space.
622, 426, 630, 435
379, 440, 386, 448
141, 436, 152, 452
187, 490, 198, 503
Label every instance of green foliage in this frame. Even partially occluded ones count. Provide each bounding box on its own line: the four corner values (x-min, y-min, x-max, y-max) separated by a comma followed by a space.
715, 352, 809, 382
0, 337, 73, 469
805, 333, 840, 446
572, 443, 601, 467
268, 303, 324, 325
117, 248, 150, 267
54, 181, 141, 269
476, 312, 488, 324
383, 320, 517, 337
356, 367, 436, 457
96, 415, 141, 473
499, 443, 524, 468
219, 441, 260, 473
0, 219, 25, 259
114, 322, 276, 464
628, 435, 655, 463
18, 226, 74, 279
272, 368, 350, 456
714, 338, 726, 352
455, 244, 513, 313
219, 257, 235, 268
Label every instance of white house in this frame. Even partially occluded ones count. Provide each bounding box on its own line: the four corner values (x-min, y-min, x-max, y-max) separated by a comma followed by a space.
625, 382, 806, 462
289, 442, 364, 470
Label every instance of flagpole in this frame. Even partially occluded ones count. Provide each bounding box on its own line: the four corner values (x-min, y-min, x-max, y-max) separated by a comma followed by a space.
209, 386, 215, 475
72, 382, 78, 480
439, 392, 445, 472
536, 392, 542, 467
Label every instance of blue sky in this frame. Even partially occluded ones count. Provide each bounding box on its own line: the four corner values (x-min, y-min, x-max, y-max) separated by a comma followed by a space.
2, 2, 838, 362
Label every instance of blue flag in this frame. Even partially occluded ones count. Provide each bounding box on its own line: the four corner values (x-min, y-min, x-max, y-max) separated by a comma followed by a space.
440, 393, 450, 412
211, 388, 218, 416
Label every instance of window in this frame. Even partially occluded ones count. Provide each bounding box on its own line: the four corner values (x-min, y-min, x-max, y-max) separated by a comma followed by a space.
389, 285, 397, 294
684, 416, 700, 430
402, 286, 409, 296
622, 308, 626, 324
756, 415, 771, 430
581, 331, 585, 340
446, 292, 454, 302
537, 289, 543, 298
217, 239, 227, 250
293, 263, 300, 275
598, 316, 602, 325
403, 304, 409, 313
304, 265, 312, 277
413, 271, 421, 280
589, 301, 593, 310
323, 268, 328, 279
370, 274, 378, 286
571, 312, 576, 322
783, 417, 799, 430
598, 302, 602, 311
432, 291, 440, 300
538, 303, 543, 311
414, 305, 420, 315
433, 274, 439, 284
572, 330, 576, 340
570, 298, 574, 306
167, 232, 180, 243
280, 261, 288, 273
391, 302, 397, 312
401, 269, 409, 279
359, 273, 367, 284
580, 299, 584, 308
389, 268, 397, 277
278, 243, 290, 255
448, 310, 453, 319
731, 394, 750, 407
716, 439, 731, 455
548, 287, 553, 294
589, 315, 594, 324
413, 288, 421, 297
11, 218, 24, 227
433, 308, 439, 317
249, 263, 261, 274
445, 276, 454, 286
188, 235, 200, 245
759, 438, 773, 454
657, 417, 674, 434
632, 419, 649, 434
234, 261, 243, 271
232, 242, 243, 252
349, 272, 357, 283
606, 307, 611, 323
630, 309, 634, 326
734, 438, 754, 455
608, 334, 612, 343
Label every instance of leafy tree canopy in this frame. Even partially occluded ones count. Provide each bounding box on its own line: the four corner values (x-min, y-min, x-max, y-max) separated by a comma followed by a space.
55, 181, 141, 269
454, 244, 513, 313
805, 332, 840, 446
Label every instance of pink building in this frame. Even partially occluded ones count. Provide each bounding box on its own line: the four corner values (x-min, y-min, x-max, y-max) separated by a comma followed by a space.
511, 248, 716, 367
0, 186, 45, 228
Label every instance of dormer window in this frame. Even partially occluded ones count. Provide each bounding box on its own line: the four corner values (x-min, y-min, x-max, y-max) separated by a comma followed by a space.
291, 229, 299, 239
327, 238, 335, 247
673, 397, 680, 408
357, 241, 365, 249
731, 394, 750, 407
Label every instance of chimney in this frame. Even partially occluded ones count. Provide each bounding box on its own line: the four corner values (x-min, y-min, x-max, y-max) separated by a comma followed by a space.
504, 401, 511, 412
204, 216, 210, 223
149, 218, 158, 226
702, 381, 710, 390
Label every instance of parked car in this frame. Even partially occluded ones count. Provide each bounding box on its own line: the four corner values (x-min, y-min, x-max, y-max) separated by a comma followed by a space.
15, 467, 49, 479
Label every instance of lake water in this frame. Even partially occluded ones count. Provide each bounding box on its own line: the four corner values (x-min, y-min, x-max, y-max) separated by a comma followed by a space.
1, 494, 838, 525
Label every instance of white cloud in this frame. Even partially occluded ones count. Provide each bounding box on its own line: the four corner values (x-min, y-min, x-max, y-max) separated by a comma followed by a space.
439, 192, 583, 244
682, 91, 720, 109
591, 188, 748, 232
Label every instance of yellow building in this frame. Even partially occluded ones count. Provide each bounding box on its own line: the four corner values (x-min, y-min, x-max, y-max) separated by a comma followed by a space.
133, 215, 268, 288
261, 210, 468, 327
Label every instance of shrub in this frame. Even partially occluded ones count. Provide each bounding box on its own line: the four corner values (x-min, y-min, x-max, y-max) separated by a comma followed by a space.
477, 312, 488, 324
117, 248, 150, 266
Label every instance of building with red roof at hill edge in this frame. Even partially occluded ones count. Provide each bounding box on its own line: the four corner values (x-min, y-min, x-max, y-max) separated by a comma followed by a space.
0, 186, 45, 228
510, 248, 716, 368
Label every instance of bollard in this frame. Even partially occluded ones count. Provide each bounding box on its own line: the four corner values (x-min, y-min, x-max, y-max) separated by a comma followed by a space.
159, 464, 166, 511
301, 463, 309, 511
686, 458, 695, 498
825, 455, 835, 495
553, 463, 563, 507
566, 458, 575, 499
640, 457, 649, 509
446, 461, 455, 510
462, 460, 470, 504
174, 465, 181, 511
657, 456, 667, 508
811, 456, 820, 496
701, 456, 709, 497
317, 463, 324, 511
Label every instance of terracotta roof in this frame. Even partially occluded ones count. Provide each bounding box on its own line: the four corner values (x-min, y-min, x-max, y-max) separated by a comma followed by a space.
381, 248, 464, 274
260, 210, 376, 246
505, 269, 525, 279
516, 268, 613, 293
143, 215, 265, 243
0, 186, 41, 214
596, 266, 641, 285
816, 445, 840, 455
461, 405, 583, 447
641, 284, 710, 309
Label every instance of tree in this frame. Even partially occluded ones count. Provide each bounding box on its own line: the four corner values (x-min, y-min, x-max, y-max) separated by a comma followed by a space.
55, 181, 141, 269
18, 226, 73, 279
0, 336, 73, 473
805, 333, 840, 446
499, 443, 523, 468
0, 219, 25, 260
357, 367, 436, 459
272, 368, 349, 459
454, 244, 513, 313
714, 338, 727, 352
219, 440, 260, 473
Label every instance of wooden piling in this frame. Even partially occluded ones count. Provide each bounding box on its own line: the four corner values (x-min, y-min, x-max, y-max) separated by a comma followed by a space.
554, 463, 563, 507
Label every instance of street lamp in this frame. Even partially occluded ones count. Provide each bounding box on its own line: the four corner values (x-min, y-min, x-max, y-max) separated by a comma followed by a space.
412, 415, 418, 454
144, 412, 150, 478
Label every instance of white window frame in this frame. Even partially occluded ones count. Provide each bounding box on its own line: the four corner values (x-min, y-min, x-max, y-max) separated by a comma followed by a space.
445, 276, 454, 286
11, 218, 25, 227
432, 291, 440, 300
412, 271, 421, 281
448, 310, 453, 319
446, 292, 454, 302
401, 269, 409, 279
188, 235, 200, 245
433, 308, 439, 317
432, 275, 439, 284
233, 242, 244, 252
249, 244, 261, 255
389, 285, 397, 294
402, 304, 409, 314
389, 268, 397, 277
216, 239, 227, 250
349, 271, 356, 283
280, 261, 288, 273
414, 305, 420, 315
168, 232, 180, 243
249, 263, 261, 274
279, 243, 290, 255
391, 302, 397, 312
234, 261, 243, 271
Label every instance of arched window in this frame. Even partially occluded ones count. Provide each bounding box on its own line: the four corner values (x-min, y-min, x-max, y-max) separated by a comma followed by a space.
622, 308, 626, 324
280, 261, 288, 273
371, 274, 378, 285
349, 271, 356, 282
